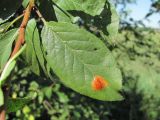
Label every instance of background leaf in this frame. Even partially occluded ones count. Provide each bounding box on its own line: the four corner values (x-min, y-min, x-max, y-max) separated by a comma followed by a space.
0, 29, 18, 69
52, 0, 106, 16
0, 88, 4, 106
7, 97, 31, 113
0, 44, 26, 86
103, 2, 119, 41
24, 19, 41, 75
53, 5, 73, 22
0, 22, 11, 33
0, 60, 16, 86
77, 1, 119, 42
41, 22, 122, 101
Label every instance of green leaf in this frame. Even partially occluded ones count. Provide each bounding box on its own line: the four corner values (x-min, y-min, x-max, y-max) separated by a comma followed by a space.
31, 21, 48, 76
22, 0, 29, 8
0, 22, 11, 33
57, 92, 69, 103
0, 43, 26, 106
53, 6, 81, 23
6, 97, 31, 113
0, 19, 4, 24
105, 2, 119, 41
0, 0, 22, 20
52, 0, 106, 16
0, 60, 16, 86
53, 6, 73, 22
94, 2, 119, 41
41, 22, 123, 101
0, 88, 4, 106
0, 29, 18, 69
25, 19, 57, 79
62, 1, 119, 42
25, 19, 40, 75
43, 87, 52, 99
0, 44, 26, 86
25, 19, 51, 77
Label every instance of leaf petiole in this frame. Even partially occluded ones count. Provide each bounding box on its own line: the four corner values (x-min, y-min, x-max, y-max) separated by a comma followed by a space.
4, 14, 24, 32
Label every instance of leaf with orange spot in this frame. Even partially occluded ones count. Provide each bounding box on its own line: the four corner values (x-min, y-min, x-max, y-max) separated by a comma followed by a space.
42, 22, 123, 101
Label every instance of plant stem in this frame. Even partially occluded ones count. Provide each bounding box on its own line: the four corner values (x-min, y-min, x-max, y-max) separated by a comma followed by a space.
4, 14, 24, 32
0, 85, 10, 120
0, 0, 35, 120
34, 6, 46, 24
11, 0, 35, 57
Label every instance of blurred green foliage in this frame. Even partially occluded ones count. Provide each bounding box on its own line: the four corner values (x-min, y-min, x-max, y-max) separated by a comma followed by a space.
112, 28, 160, 120
7, 27, 160, 120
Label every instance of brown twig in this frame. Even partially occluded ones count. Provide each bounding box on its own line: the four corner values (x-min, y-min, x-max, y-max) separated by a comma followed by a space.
33, 6, 46, 24
0, 0, 35, 120
0, 85, 10, 120
11, 0, 35, 58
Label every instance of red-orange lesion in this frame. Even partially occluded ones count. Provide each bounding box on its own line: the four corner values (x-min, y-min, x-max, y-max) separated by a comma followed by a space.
91, 75, 109, 91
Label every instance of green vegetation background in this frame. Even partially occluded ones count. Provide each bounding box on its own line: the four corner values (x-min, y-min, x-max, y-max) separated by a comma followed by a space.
7, 27, 160, 120
2, 0, 159, 120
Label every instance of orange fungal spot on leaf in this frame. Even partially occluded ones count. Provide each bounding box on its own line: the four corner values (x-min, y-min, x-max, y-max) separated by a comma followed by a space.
91, 75, 109, 91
